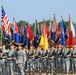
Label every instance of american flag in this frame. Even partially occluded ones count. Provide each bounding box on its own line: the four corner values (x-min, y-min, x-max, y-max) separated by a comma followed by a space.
1, 6, 11, 34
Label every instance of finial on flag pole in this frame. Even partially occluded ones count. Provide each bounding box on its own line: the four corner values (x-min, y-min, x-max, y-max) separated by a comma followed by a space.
61, 16, 63, 19
1, 1, 4, 7
43, 19, 45, 22
54, 14, 55, 19
54, 14, 55, 16
69, 14, 71, 18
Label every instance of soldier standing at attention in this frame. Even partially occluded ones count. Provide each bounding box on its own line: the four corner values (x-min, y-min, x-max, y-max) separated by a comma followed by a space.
48, 45, 55, 75
71, 44, 76, 74
63, 45, 71, 75
16, 44, 26, 75
2, 44, 9, 75
41, 48, 48, 72
56, 44, 63, 74
7, 44, 16, 75
34, 46, 41, 72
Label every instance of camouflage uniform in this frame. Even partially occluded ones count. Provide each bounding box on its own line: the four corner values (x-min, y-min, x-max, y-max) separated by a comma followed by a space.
48, 48, 55, 73
71, 47, 76, 74
63, 48, 71, 74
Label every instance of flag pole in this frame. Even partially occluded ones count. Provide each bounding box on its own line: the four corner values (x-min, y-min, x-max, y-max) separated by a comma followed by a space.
13, 18, 15, 44
0, 4, 3, 45
21, 21, 24, 35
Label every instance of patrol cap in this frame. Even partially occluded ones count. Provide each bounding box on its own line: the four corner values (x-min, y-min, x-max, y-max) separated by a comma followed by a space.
17, 44, 24, 47
10, 43, 15, 46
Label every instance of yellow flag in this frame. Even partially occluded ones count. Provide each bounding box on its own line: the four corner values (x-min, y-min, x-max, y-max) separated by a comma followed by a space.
39, 35, 48, 50
43, 35, 48, 50
39, 35, 44, 47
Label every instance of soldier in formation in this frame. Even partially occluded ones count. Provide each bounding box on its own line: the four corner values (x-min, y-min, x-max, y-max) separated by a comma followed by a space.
0, 43, 76, 75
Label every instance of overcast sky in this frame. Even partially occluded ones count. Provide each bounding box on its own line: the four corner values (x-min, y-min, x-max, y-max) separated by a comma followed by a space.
0, 0, 76, 24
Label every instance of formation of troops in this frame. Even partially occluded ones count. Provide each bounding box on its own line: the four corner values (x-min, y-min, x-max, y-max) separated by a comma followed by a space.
0, 43, 76, 75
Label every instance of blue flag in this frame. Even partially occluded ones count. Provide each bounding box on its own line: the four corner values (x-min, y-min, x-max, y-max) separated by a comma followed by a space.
23, 26, 30, 49
61, 19, 67, 46
3, 31, 10, 42
34, 21, 40, 48
14, 20, 23, 45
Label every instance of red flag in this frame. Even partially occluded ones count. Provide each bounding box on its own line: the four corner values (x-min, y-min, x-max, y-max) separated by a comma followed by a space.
14, 20, 21, 33
68, 15, 75, 48
68, 31, 74, 48
27, 24, 34, 42
54, 16, 60, 38
43, 20, 49, 38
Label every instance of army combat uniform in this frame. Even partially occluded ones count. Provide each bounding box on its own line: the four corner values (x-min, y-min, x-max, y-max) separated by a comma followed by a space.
2, 48, 9, 75
16, 49, 26, 75
34, 49, 41, 72
71, 47, 76, 74
7, 49, 16, 75
41, 49, 48, 72
63, 48, 71, 74
48, 48, 55, 74
26, 50, 34, 72
56, 48, 63, 73
0, 49, 3, 75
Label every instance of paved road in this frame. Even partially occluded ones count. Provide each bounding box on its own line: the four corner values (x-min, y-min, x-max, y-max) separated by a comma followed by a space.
14, 72, 75, 75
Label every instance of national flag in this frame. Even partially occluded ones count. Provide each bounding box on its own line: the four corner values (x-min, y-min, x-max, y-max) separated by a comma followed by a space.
1, 5, 11, 35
